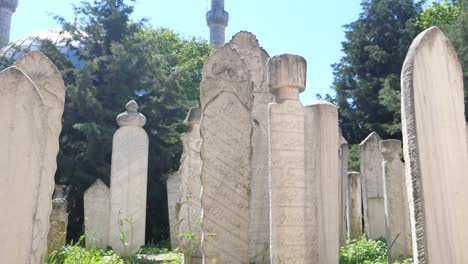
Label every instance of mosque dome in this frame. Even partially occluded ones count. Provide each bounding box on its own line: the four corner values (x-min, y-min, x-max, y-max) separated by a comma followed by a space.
1, 28, 82, 68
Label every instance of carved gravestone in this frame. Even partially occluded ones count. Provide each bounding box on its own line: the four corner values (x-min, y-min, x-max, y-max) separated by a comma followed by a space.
109, 100, 149, 256
177, 107, 202, 262
230, 31, 274, 263
84, 179, 110, 250
401, 27, 468, 263
268, 54, 307, 263
199, 43, 253, 263
48, 185, 68, 254
360, 132, 386, 239
166, 172, 181, 251
380, 140, 411, 262
304, 101, 340, 263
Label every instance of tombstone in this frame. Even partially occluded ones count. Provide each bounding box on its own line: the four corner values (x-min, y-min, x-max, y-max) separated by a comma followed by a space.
401, 27, 468, 262
339, 132, 349, 245
48, 185, 68, 254
304, 101, 340, 263
14, 51, 65, 263
84, 179, 110, 250
199, 42, 253, 263
176, 107, 202, 262
347, 172, 363, 240
380, 140, 411, 262
268, 54, 307, 263
0, 66, 48, 263
360, 132, 386, 239
109, 100, 149, 256
166, 172, 181, 251
230, 31, 274, 263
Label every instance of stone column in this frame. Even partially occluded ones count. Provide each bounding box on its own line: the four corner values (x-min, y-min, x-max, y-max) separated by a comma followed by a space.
48, 185, 68, 254
360, 132, 386, 240
380, 140, 411, 263
339, 133, 349, 245
167, 172, 181, 250
268, 54, 307, 263
401, 27, 468, 263
84, 179, 110, 250
108, 100, 149, 257
0, 0, 18, 47
304, 101, 340, 263
347, 172, 363, 240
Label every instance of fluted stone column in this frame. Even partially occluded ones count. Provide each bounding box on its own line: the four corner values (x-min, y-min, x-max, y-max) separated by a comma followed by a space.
206, 0, 229, 48
268, 54, 307, 263
304, 101, 340, 263
109, 100, 148, 257
347, 172, 362, 240
0, 0, 18, 47
380, 140, 411, 263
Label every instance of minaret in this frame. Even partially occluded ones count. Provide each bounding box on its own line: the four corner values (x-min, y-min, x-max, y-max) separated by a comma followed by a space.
206, 0, 229, 48
0, 0, 18, 47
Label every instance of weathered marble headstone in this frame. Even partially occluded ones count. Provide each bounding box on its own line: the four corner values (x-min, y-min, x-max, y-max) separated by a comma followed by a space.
109, 100, 149, 256
339, 132, 349, 246
380, 140, 411, 262
166, 172, 181, 251
347, 172, 363, 240
199, 44, 253, 263
84, 179, 110, 250
268, 54, 307, 263
14, 51, 65, 263
177, 107, 202, 262
0, 66, 47, 264
360, 132, 386, 239
304, 101, 340, 263
401, 26, 468, 263
230, 31, 274, 263
48, 185, 68, 254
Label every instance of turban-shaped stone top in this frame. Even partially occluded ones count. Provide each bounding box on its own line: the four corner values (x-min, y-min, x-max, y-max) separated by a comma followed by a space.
268, 54, 307, 93
116, 100, 146, 127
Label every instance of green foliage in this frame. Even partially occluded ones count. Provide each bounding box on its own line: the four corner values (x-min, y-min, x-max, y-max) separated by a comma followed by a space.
331, 0, 423, 143
348, 144, 360, 172
416, 0, 461, 31
340, 237, 413, 264
47, 238, 123, 264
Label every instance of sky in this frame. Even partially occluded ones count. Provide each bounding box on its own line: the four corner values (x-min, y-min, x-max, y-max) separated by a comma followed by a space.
10, 0, 363, 104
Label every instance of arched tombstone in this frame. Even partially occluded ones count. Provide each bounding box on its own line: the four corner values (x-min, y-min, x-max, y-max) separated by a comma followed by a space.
84, 179, 110, 250
401, 26, 468, 263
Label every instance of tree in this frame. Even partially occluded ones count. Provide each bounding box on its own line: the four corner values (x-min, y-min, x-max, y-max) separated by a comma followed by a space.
331, 0, 423, 143
2, 0, 213, 242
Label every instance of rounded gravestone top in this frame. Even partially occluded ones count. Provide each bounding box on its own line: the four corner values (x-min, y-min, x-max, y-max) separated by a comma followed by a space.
116, 100, 146, 127
268, 54, 306, 93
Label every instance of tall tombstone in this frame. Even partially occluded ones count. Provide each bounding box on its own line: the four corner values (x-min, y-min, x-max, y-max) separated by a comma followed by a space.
0, 66, 48, 264
360, 132, 386, 239
268, 54, 307, 263
48, 185, 68, 254
14, 51, 65, 263
339, 132, 349, 246
177, 107, 202, 262
304, 101, 340, 263
109, 100, 149, 257
347, 172, 363, 240
380, 140, 411, 262
166, 172, 181, 251
84, 179, 110, 250
199, 43, 253, 263
230, 31, 274, 263
401, 26, 468, 263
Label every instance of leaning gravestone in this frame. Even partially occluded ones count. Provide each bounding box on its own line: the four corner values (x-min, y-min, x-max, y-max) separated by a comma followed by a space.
109, 100, 149, 256
401, 26, 468, 263
177, 107, 202, 263
380, 140, 411, 262
84, 179, 110, 250
14, 51, 65, 263
166, 172, 181, 251
199, 43, 253, 263
230, 31, 274, 263
304, 101, 340, 263
48, 185, 68, 254
268, 54, 307, 263
360, 132, 386, 240
0, 66, 48, 264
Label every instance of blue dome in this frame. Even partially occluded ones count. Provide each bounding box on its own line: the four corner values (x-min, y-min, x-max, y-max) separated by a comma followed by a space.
1, 29, 83, 68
